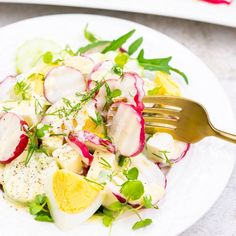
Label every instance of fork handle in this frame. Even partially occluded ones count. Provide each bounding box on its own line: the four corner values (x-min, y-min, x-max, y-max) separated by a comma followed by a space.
211, 127, 236, 144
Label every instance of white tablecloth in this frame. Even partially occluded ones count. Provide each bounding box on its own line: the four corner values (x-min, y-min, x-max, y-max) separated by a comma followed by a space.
0, 3, 235, 235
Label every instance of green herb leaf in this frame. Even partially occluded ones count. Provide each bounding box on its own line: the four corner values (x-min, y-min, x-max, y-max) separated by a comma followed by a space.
112, 65, 123, 76
43, 51, 53, 64
124, 167, 139, 180
118, 155, 129, 167
137, 49, 188, 84
36, 124, 51, 138
147, 87, 161, 96
111, 89, 121, 98
14, 81, 30, 100
114, 53, 129, 68
102, 215, 113, 227
107, 201, 123, 212
143, 195, 152, 208
102, 29, 135, 54
132, 218, 152, 230
128, 37, 143, 56
2, 106, 12, 112
28, 202, 43, 215
121, 180, 144, 200
35, 212, 54, 222
84, 24, 98, 43
77, 41, 110, 55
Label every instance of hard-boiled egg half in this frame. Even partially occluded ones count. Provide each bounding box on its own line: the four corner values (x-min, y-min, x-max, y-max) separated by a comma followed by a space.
45, 169, 104, 231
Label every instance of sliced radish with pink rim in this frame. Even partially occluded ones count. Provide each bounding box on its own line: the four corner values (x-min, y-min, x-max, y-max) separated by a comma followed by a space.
0, 113, 28, 164
63, 56, 94, 75
89, 61, 120, 82
169, 142, 190, 163
119, 72, 144, 110
69, 130, 115, 154
108, 103, 145, 157
44, 66, 86, 103
66, 135, 93, 166
0, 76, 16, 100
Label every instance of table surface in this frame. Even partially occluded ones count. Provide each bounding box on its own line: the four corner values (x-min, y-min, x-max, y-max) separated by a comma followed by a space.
0, 3, 235, 235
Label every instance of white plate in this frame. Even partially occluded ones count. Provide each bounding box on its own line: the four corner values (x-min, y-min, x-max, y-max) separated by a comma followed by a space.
1, 0, 236, 27
0, 14, 235, 236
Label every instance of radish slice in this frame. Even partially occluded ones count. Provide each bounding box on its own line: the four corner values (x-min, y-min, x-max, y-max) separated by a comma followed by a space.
69, 130, 115, 154
147, 132, 190, 165
0, 113, 28, 164
66, 135, 93, 166
44, 66, 86, 103
94, 79, 120, 113
64, 56, 94, 75
0, 76, 16, 100
119, 72, 145, 110
89, 61, 120, 82
108, 103, 145, 157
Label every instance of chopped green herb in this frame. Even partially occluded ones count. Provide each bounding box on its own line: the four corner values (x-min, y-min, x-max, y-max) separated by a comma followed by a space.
14, 81, 30, 100
28, 194, 53, 223
118, 155, 130, 167
99, 157, 112, 169
152, 150, 172, 166
111, 89, 121, 98
120, 180, 144, 200
114, 53, 129, 68
43, 51, 53, 64
102, 30, 135, 54
124, 167, 139, 180
143, 195, 152, 208
128, 37, 143, 56
2, 106, 12, 112
89, 111, 103, 127
137, 49, 188, 84
36, 124, 51, 138
107, 201, 124, 212
112, 65, 123, 76
132, 218, 152, 230
103, 215, 113, 227
84, 24, 98, 43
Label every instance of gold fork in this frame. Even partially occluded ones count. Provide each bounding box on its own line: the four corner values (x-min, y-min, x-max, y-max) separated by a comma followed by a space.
143, 95, 236, 144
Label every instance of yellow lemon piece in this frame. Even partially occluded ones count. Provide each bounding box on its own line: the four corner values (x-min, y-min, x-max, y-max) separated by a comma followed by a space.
153, 71, 181, 96
52, 170, 102, 213
83, 118, 105, 138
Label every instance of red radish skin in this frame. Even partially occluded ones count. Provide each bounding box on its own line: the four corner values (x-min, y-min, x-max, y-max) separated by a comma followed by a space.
70, 131, 115, 154
67, 135, 94, 165
108, 103, 145, 157
0, 113, 28, 164
171, 143, 190, 163
122, 72, 145, 111
43, 66, 86, 103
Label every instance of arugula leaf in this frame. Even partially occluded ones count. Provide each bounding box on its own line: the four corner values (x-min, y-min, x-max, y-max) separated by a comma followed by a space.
137, 49, 188, 84
132, 218, 152, 230
143, 195, 152, 208
102, 30, 135, 54
120, 180, 144, 200
128, 37, 143, 56
124, 167, 139, 180
84, 24, 97, 43
43, 51, 53, 64
77, 41, 110, 55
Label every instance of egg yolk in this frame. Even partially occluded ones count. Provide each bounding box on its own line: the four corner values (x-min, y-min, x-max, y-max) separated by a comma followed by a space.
83, 118, 105, 138
52, 170, 102, 213
154, 71, 181, 96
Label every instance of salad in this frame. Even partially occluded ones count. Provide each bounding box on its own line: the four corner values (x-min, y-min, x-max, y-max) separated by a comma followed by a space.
0, 26, 190, 231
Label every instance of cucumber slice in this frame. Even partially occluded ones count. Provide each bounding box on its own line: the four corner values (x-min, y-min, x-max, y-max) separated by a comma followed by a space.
16, 38, 61, 73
